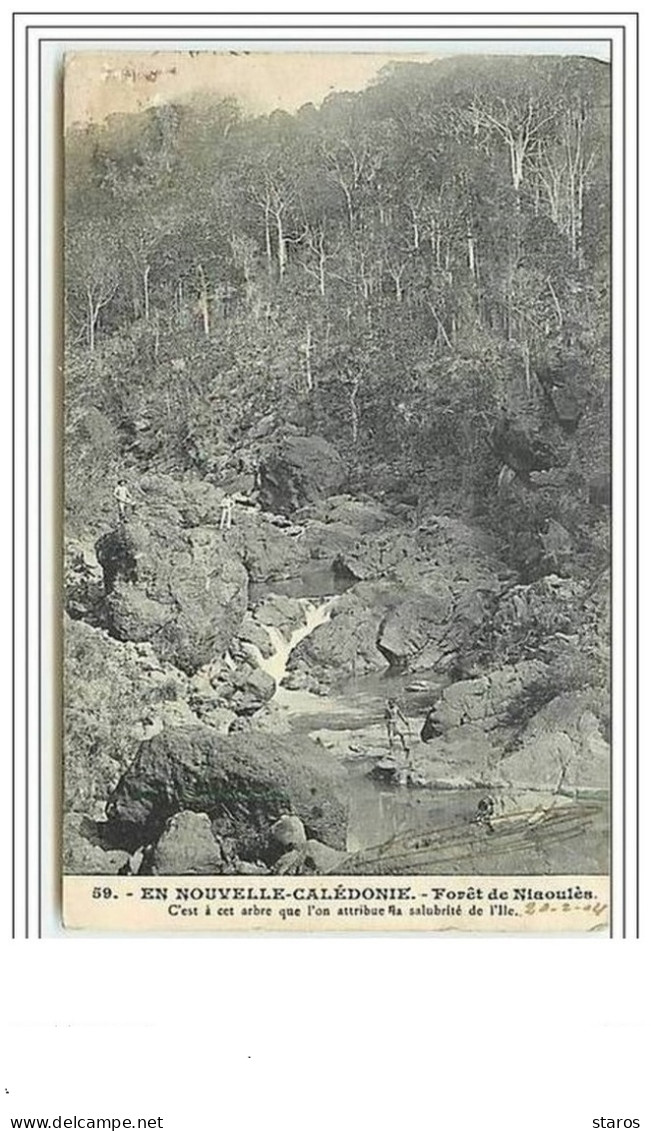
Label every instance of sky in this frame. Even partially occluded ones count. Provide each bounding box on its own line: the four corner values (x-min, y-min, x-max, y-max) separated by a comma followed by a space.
64, 42, 611, 129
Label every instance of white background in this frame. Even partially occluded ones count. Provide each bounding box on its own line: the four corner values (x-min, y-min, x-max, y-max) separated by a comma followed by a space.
1, 4, 648, 1126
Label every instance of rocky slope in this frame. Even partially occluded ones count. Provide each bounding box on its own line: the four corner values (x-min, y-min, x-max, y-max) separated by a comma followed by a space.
64, 450, 609, 875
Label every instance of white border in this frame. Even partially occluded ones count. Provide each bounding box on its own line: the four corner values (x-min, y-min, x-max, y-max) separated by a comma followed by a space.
9, 10, 639, 939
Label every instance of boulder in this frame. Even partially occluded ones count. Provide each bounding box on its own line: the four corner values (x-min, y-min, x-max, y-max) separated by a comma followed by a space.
288, 592, 387, 683
63, 616, 192, 822
64, 538, 105, 625
63, 813, 131, 875
421, 662, 547, 740
230, 665, 276, 715
235, 612, 276, 659
275, 839, 347, 875
307, 495, 391, 535
96, 520, 248, 673
136, 473, 225, 527
192, 703, 237, 734
414, 515, 511, 596
490, 575, 584, 661
302, 520, 360, 563
150, 811, 225, 875
270, 815, 307, 848
546, 384, 583, 432
376, 583, 454, 672
258, 435, 346, 514
230, 512, 310, 582
333, 531, 417, 583
419, 725, 500, 782
105, 725, 348, 859
195, 657, 276, 716
253, 594, 307, 637
499, 692, 609, 793
330, 520, 506, 675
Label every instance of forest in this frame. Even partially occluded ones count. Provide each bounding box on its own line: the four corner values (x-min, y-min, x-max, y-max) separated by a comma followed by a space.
63, 54, 611, 878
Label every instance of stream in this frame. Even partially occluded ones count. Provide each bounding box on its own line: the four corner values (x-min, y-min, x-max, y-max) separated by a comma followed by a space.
246, 577, 608, 870
248, 585, 482, 855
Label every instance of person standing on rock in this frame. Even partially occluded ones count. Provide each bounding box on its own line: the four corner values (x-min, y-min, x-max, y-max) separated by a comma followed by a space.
114, 478, 135, 523
384, 699, 411, 756
220, 493, 234, 531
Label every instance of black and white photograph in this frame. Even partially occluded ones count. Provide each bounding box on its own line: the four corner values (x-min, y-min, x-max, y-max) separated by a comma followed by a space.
61, 41, 613, 925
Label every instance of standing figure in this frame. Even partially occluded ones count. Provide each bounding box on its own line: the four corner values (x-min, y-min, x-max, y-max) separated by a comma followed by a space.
114, 478, 135, 523
220, 493, 234, 531
384, 698, 411, 756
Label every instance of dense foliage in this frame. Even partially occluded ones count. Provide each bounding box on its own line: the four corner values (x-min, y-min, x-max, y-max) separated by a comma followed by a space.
65, 54, 610, 577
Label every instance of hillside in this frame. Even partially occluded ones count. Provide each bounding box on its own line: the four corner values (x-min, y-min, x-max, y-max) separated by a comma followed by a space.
63, 54, 611, 877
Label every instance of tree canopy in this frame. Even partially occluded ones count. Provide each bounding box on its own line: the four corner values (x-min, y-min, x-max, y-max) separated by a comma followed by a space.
65, 54, 610, 580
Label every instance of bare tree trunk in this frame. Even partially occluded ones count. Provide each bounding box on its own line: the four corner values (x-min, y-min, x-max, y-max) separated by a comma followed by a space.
349, 373, 360, 445
547, 277, 564, 328
343, 184, 354, 231
467, 230, 475, 277
87, 289, 96, 353
428, 304, 453, 350
263, 205, 272, 271
143, 265, 151, 322
521, 340, 532, 395
197, 264, 210, 336
275, 212, 286, 279
303, 324, 313, 392
409, 207, 420, 250
390, 267, 404, 302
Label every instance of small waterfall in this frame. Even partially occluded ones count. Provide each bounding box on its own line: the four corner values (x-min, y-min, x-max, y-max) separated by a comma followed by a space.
255, 597, 337, 695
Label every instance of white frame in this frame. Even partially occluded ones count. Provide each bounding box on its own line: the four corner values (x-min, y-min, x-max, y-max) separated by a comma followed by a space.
9, 9, 639, 938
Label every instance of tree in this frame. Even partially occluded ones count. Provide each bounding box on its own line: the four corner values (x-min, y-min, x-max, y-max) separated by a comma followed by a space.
66, 218, 121, 351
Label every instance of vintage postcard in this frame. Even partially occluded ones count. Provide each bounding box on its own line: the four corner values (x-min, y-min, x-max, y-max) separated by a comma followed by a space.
62, 43, 613, 931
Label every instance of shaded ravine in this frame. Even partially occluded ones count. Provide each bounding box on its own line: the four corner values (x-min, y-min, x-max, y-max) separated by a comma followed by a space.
243, 591, 608, 871
245, 596, 481, 854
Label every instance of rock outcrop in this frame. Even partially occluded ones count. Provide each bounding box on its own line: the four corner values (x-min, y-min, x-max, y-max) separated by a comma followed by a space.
270, 815, 307, 849
105, 725, 348, 861
376, 583, 454, 671
235, 612, 276, 659
63, 813, 131, 876
275, 839, 347, 875
96, 519, 248, 673
64, 538, 106, 625
497, 692, 609, 793
333, 530, 418, 583
258, 435, 346, 514
190, 656, 276, 717
421, 661, 547, 740
252, 594, 309, 637
287, 589, 390, 684
488, 575, 585, 663
149, 811, 226, 875
64, 615, 193, 823
230, 511, 311, 582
